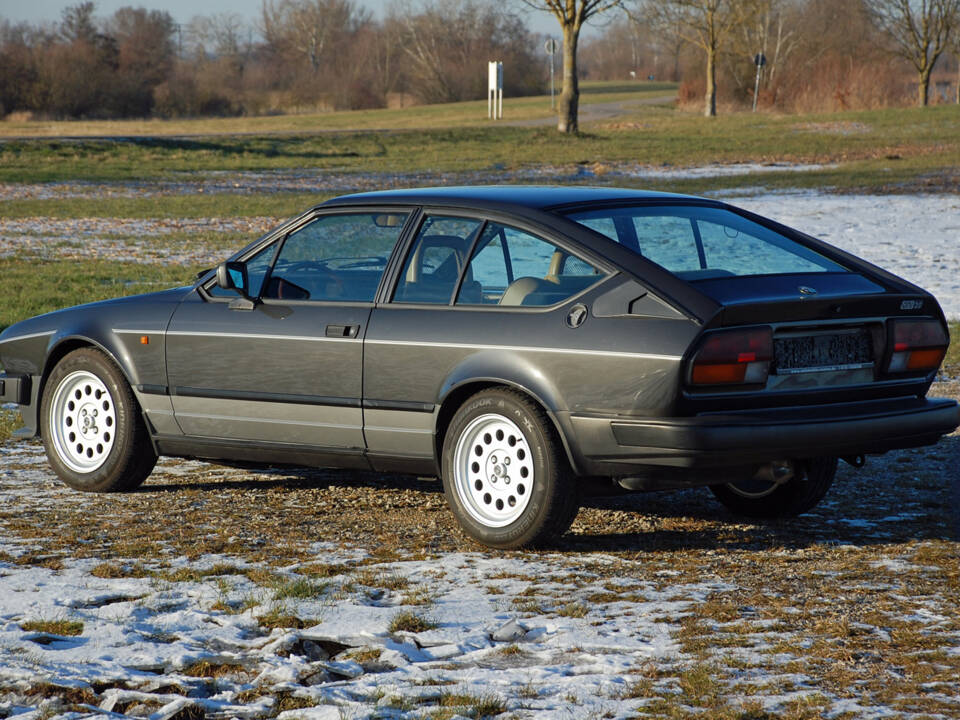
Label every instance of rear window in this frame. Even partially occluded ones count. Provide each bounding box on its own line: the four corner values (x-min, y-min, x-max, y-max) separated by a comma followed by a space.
565, 205, 847, 279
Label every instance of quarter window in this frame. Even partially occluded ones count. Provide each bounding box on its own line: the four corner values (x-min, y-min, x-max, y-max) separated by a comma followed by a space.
456, 223, 604, 307
393, 216, 483, 304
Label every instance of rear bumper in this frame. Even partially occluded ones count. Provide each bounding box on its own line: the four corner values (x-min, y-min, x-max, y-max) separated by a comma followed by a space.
570, 396, 960, 475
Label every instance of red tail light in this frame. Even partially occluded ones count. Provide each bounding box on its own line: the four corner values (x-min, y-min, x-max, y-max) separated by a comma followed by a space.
887, 319, 948, 373
690, 327, 773, 386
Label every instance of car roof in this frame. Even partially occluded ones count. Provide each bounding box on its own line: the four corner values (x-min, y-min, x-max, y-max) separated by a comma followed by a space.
322, 185, 701, 211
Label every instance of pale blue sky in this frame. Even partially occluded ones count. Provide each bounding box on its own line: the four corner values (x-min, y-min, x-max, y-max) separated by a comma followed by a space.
0, 0, 567, 36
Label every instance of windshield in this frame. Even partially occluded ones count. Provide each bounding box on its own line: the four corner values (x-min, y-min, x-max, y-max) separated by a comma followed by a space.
565, 205, 848, 280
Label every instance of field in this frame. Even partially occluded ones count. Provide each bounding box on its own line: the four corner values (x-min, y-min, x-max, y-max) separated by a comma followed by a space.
1, 88, 959, 719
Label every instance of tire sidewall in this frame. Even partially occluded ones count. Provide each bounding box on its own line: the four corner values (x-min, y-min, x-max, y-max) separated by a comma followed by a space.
442, 391, 556, 548
41, 349, 139, 492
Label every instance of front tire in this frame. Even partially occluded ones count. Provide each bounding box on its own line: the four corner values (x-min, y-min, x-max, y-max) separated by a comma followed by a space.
710, 457, 837, 518
41, 348, 156, 492
441, 388, 578, 549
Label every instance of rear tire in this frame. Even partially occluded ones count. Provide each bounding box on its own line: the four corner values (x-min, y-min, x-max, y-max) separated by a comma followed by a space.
441, 388, 578, 549
41, 348, 156, 493
709, 457, 837, 518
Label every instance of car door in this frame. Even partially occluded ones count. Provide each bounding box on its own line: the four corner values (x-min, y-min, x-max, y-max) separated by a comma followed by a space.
165, 208, 412, 452
362, 213, 611, 470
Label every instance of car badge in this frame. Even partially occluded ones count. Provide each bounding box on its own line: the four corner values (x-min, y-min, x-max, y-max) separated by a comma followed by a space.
798, 286, 818, 296
566, 304, 588, 329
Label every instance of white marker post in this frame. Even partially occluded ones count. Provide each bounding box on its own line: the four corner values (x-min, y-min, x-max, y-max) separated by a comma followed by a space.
488, 61, 503, 120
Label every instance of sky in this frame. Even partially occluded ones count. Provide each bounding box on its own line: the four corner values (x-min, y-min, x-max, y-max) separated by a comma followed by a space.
0, 0, 564, 37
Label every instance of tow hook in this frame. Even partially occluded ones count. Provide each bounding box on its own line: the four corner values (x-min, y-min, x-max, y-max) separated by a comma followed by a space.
842, 455, 866, 469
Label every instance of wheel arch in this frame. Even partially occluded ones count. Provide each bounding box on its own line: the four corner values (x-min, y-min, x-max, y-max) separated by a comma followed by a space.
39, 335, 141, 435
434, 377, 582, 477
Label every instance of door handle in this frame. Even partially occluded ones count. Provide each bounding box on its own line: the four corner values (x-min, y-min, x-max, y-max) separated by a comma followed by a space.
326, 324, 360, 338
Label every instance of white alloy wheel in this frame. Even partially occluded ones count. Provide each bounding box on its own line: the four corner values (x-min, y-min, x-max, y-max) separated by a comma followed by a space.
452, 413, 534, 528
48, 370, 117, 473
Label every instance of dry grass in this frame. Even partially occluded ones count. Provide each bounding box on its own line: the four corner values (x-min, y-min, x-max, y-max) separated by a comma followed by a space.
180, 660, 246, 678
256, 608, 315, 630
19, 619, 83, 636
556, 601, 588, 618
388, 610, 437, 634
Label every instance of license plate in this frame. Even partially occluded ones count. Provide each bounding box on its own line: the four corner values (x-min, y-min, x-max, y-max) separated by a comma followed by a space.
774, 328, 873, 375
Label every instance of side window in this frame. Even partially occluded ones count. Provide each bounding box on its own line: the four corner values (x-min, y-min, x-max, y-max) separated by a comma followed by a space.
264, 212, 408, 302
393, 216, 483, 304
456, 223, 604, 307
632, 216, 700, 272
207, 241, 275, 298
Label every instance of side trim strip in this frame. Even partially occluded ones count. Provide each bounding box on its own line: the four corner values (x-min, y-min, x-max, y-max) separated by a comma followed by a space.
173, 386, 362, 408
167, 330, 357, 343
136, 384, 169, 395
363, 399, 435, 413
365, 338, 679, 361
0, 330, 55, 345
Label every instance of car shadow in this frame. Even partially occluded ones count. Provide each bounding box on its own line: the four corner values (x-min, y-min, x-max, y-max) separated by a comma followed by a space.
561, 434, 959, 553
137, 466, 446, 496
138, 436, 957, 554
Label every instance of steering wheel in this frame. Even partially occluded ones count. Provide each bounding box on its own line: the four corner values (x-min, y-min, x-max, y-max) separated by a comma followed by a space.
281, 261, 343, 297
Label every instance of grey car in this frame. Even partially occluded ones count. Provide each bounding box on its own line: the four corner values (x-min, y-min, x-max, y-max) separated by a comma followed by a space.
1, 186, 957, 548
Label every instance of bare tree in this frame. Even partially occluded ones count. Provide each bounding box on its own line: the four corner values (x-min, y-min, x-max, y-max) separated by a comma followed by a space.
734, 0, 796, 95
59, 2, 98, 45
389, 0, 541, 104
261, 0, 368, 73
951, 30, 960, 101
866, 0, 960, 106
636, 0, 748, 116
187, 13, 249, 58
520, 0, 622, 132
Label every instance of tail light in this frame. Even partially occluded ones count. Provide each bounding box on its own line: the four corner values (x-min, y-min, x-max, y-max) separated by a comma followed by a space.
689, 327, 773, 386
886, 319, 948, 373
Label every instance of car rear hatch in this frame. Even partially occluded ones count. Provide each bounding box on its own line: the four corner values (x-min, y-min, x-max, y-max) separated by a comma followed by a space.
680, 274, 948, 411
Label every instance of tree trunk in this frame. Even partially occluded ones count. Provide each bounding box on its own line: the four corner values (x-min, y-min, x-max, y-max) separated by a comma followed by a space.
704, 44, 717, 117
918, 68, 930, 106
558, 23, 580, 133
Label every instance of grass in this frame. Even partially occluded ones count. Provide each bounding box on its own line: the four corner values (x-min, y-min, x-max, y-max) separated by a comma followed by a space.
0, 104, 957, 187
0, 258, 198, 332
556, 601, 588, 618
0, 81, 677, 139
181, 660, 245, 678
256, 607, 315, 630
0, 408, 23, 444
944, 321, 960, 377
435, 690, 507, 718
388, 610, 437, 633
20, 619, 84, 636
272, 577, 328, 600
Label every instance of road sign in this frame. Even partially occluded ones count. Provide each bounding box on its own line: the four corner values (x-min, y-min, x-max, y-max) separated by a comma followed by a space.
754, 53, 767, 67
488, 61, 503, 119
545, 39, 557, 109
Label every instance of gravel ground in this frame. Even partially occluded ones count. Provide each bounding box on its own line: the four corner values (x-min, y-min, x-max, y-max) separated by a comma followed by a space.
0, 382, 957, 720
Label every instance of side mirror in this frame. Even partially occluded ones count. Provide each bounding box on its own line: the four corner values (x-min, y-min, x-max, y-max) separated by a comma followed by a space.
216, 261, 248, 294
